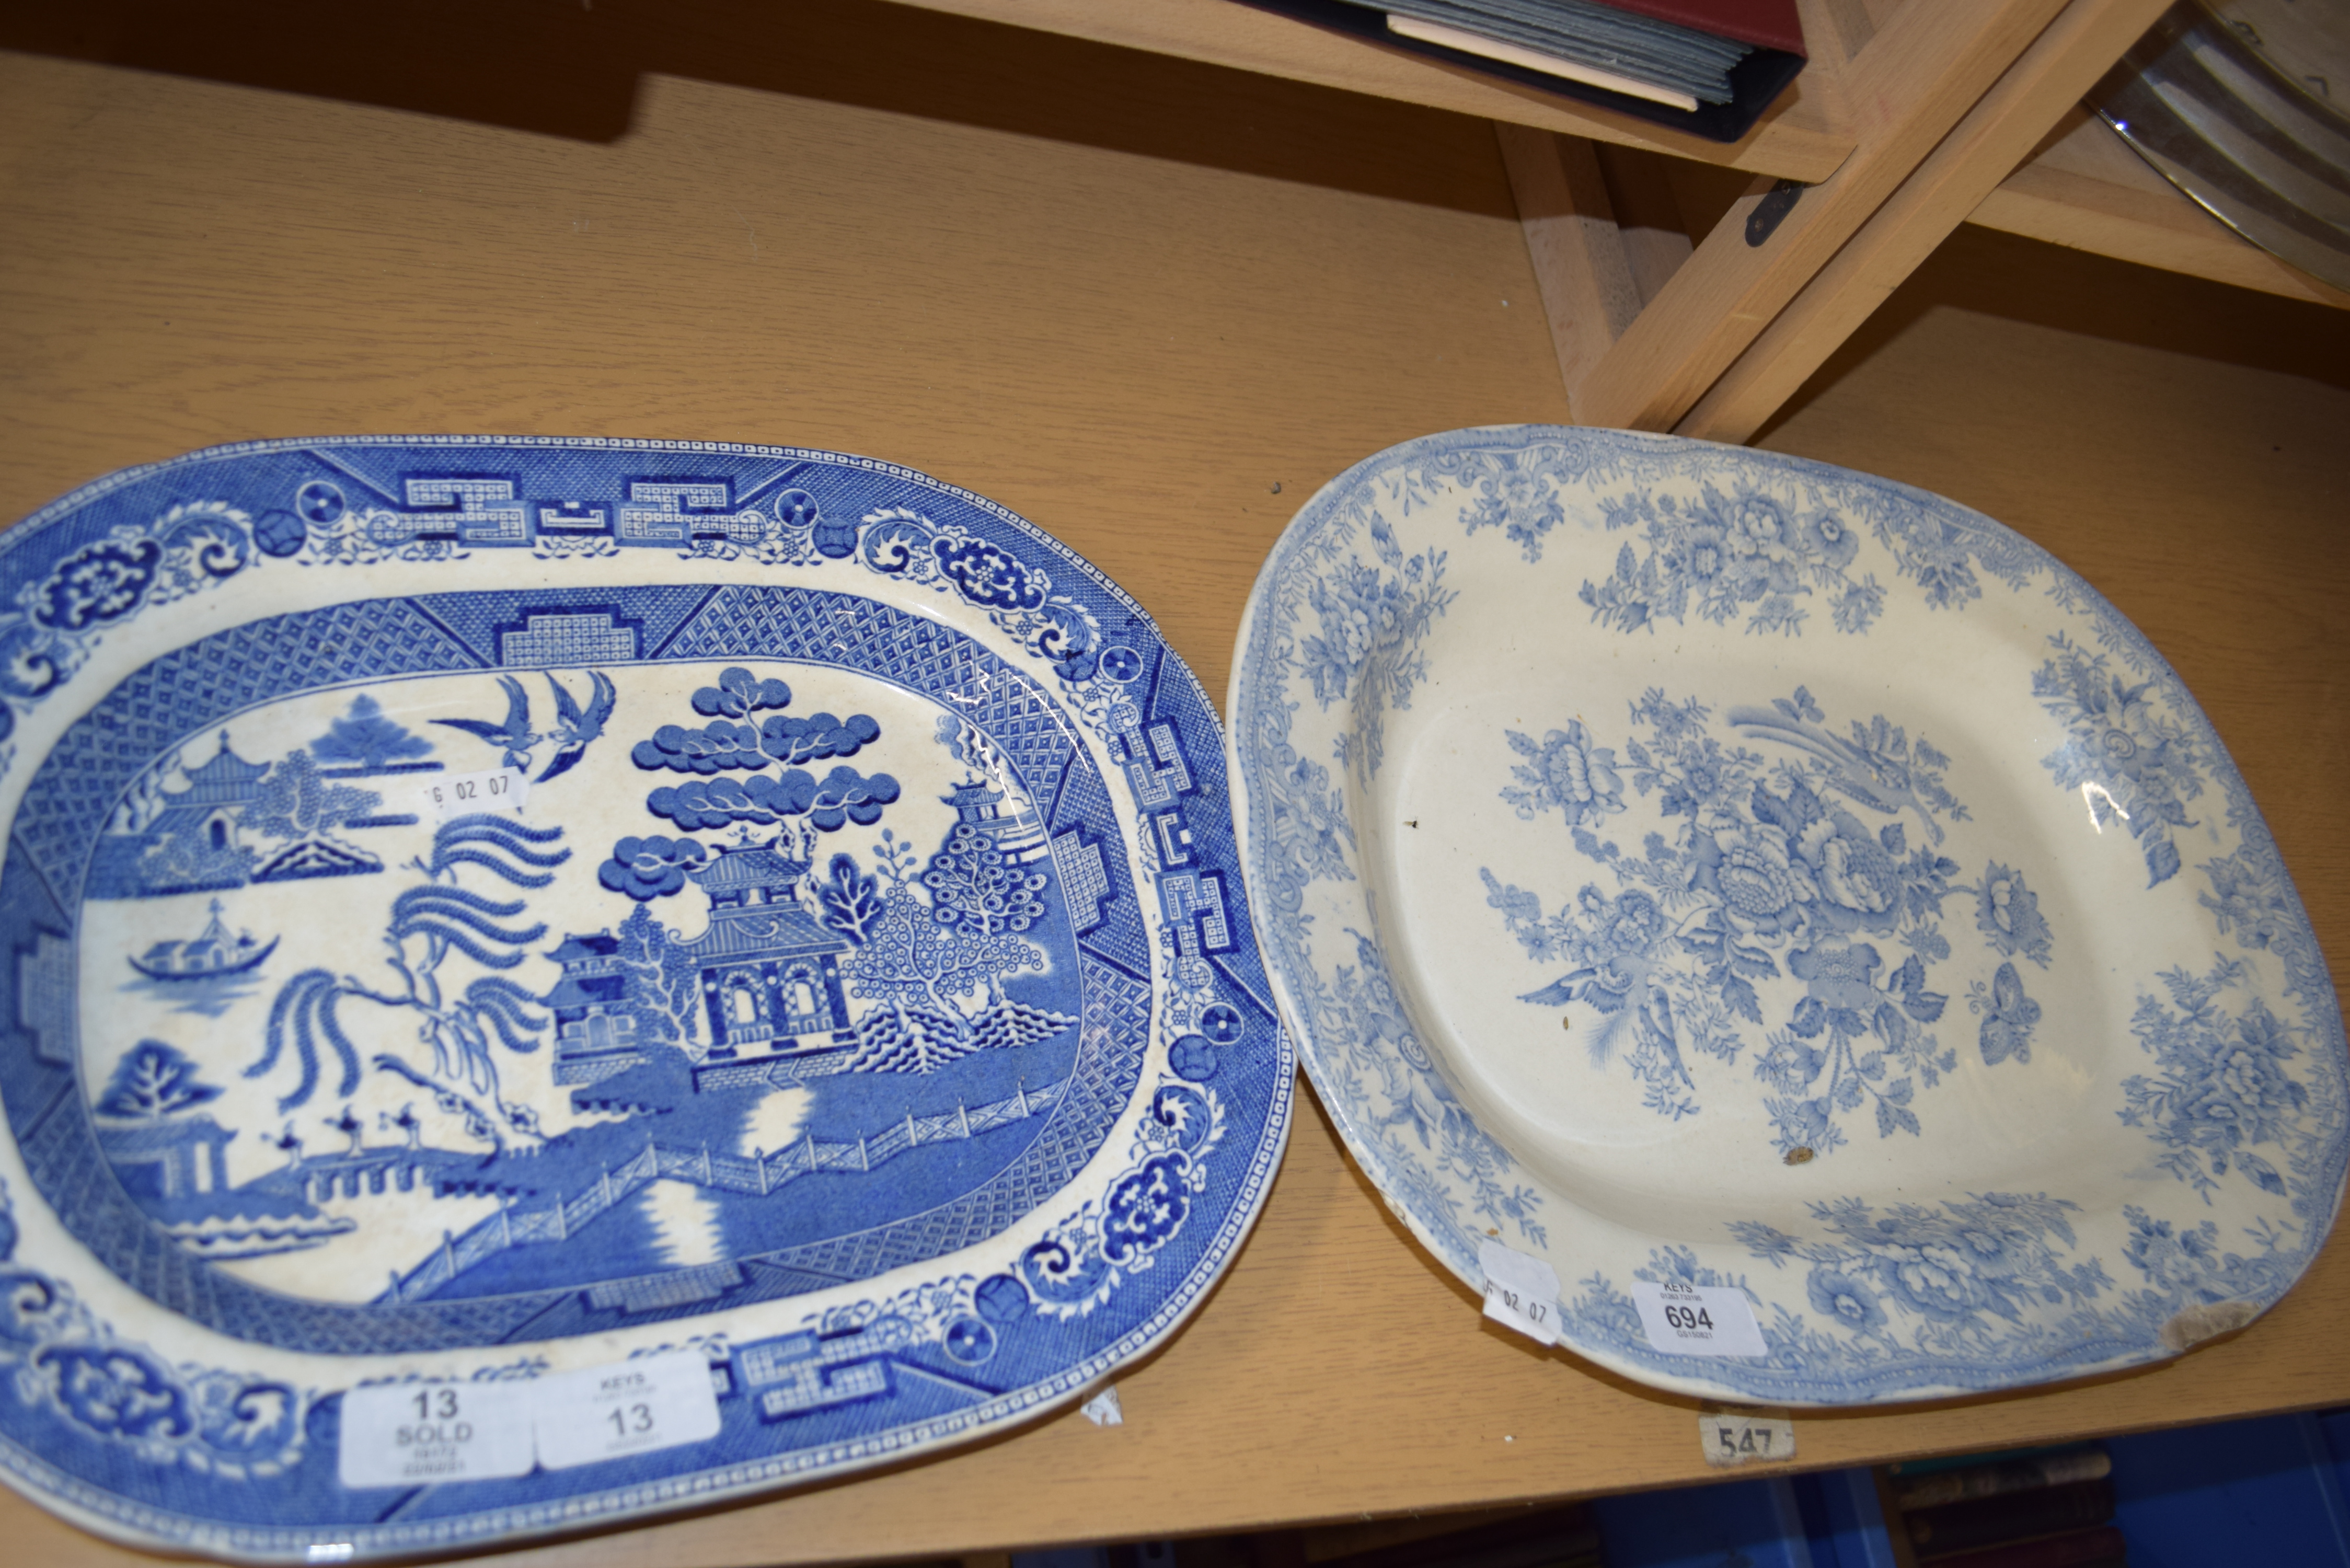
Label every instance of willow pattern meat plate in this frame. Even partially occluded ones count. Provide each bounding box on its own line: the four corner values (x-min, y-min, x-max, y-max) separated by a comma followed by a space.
1227, 425, 2345, 1406
0, 437, 1291, 1560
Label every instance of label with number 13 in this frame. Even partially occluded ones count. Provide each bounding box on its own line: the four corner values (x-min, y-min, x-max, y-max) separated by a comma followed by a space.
534, 1350, 721, 1471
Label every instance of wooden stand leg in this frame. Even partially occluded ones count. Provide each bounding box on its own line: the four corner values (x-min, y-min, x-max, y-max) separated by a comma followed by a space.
1676, 0, 2179, 443
1513, 0, 2074, 431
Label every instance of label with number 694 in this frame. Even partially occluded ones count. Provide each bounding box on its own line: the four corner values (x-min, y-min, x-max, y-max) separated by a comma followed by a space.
533, 1350, 721, 1471
1630, 1278, 1767, 1357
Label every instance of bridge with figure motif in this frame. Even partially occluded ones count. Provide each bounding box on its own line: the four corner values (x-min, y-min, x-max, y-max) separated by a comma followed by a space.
376, 1074, 1068, 1304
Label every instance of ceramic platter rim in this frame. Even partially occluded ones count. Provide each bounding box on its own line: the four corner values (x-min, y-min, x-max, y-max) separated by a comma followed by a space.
1225, 423, 2347, 1408
0, 436, 1293, 1561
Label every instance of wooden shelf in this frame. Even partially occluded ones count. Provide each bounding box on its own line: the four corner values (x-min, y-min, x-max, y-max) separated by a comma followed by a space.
1969, 105, 2350, 307
888, 0, 1858, 180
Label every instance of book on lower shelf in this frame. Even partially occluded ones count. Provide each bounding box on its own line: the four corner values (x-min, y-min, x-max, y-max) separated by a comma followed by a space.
1892, 1445, 2115, 1512
1918, 1524, 2128, 1568
1905, 1477, 2118, 1559
1231, 0, 1806, 142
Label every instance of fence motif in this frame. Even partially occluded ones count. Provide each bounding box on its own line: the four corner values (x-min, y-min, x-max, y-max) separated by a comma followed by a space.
379, 1076, 1068, 1304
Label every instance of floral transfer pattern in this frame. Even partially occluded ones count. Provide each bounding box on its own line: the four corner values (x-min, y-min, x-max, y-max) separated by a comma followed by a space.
1229, 425, 2347, 1404
1555, 1181, 2303, 1398
1484, 685, 2046, 1156
1579, 482, 1885, 637
1295, 515, 1454, 781
2033, 632, 2208, 888
2121, 959, 2316, 1204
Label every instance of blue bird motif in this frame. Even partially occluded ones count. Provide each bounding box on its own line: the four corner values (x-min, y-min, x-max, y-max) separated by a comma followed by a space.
1522, 954, 1695, 1094
1725, 703, 1953, 843
430, 675, 542, 771
430, 670, 615, 782
536, 669, 616, 783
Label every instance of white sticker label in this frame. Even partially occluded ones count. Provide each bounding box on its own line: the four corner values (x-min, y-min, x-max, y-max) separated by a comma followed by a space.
337, 1380, 536, 1489
1632, 1279, 1767, 1357
418, 766, 529, 822
1700, 1411, 1796, 1467
534, 1350, 722, 1471
1478, 1237, 1561, 1347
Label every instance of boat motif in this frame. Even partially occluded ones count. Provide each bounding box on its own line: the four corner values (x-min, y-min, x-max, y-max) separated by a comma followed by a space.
126, 898, 279, 981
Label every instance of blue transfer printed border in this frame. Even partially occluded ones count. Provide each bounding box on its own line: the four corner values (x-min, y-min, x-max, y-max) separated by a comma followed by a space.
1228, 423, 2347, 1405
0, 437, 1294, 1561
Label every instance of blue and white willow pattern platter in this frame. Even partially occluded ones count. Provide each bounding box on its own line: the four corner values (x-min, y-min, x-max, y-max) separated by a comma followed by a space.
0, 438, 1289, 1561
1227, 425, 2345, 1406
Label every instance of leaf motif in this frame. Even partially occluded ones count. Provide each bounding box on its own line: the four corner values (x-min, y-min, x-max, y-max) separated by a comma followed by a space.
1722, 975, 1762, 1025
2239, 1151, 2287, 1196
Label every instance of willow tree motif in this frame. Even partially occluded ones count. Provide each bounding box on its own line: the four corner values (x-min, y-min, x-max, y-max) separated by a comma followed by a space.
246, 814, 568, 1143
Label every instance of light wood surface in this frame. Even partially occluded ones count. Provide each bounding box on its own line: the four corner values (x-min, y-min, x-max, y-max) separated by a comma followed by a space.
1971, 107, 2350, 307
4, 12, 2350, 1567
1674, 0, 2174, 442
885, 0, 1857, 181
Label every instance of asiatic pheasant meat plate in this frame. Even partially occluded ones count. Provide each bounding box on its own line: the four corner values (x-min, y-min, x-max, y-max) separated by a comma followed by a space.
1227, 425, 2345, 1406
0, 437, 1289, 1561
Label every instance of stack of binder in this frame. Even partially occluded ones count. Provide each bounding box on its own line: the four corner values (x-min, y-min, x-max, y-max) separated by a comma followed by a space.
1235, 0, 1807, 141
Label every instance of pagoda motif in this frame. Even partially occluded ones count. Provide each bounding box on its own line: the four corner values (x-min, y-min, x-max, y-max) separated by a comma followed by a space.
676, 835, 856, 1088
545, 930, 644, 1086
152, 732, 271, 856
939, 776, 1050, 864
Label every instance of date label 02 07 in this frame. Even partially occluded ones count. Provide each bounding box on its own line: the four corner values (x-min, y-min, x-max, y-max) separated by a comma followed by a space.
1478, 1236, 1562, 1348
417, 766, 531, 823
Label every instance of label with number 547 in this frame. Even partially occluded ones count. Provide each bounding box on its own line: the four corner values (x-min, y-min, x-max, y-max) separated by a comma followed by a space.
1700, 1411, 1796, 1468
534, 1350, 721, 1471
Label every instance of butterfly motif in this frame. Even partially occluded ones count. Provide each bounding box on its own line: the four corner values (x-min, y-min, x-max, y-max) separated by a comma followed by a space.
1976, 961, 2042, 1065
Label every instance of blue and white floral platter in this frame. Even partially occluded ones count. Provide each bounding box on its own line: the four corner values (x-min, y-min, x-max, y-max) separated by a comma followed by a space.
1227, 425, 2345, 1406
0, 437, 1289, 1560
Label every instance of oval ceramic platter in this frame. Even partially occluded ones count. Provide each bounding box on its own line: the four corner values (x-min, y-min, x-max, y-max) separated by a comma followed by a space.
1228, 425, 2346, 1408
0, 437, 1290, 1561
